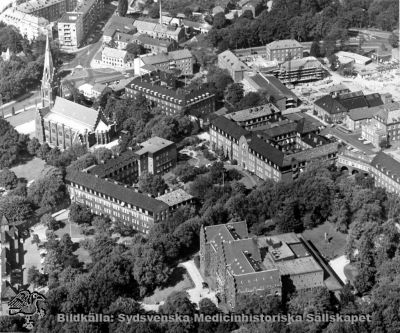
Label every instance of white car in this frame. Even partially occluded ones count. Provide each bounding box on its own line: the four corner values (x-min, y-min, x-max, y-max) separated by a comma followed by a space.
358, 137, 364, 141
364, 140, 371, 145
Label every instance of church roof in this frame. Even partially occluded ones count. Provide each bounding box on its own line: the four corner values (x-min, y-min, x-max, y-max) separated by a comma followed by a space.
43, 97, 107, 132
42, 32, 53, 85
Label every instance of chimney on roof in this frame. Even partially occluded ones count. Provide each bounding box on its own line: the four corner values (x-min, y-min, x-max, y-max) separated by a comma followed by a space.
101, 160, 105, 164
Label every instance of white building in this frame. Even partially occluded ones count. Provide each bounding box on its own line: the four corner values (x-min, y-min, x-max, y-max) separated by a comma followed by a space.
0, 7, 49, 41
101, 47, 134, 69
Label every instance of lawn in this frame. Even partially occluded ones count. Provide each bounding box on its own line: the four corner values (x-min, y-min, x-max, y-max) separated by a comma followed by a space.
302, 221, 348, 260
10, 157, 46, 182
143, 266, 195, 304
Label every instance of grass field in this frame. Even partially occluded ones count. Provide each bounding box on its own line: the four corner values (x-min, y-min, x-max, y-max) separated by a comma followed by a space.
10, 157, 46, 182
302, 221, 348, 260
143, 266, 194, 304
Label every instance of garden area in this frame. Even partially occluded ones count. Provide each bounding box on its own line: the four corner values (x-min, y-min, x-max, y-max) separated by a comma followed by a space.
142, 266, 194, 305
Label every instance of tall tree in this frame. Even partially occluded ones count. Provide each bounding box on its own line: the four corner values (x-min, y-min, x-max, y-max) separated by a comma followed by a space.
118, 0, 128, 17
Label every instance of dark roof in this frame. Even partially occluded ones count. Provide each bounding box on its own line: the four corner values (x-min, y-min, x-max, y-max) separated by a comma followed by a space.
371, 151, 400, 183
301, 133, 331, 148
365, 93, 384, 107
86, 150, 138, 178
127, 77, 213, 106
248, 134, 285, 167
314, 95, 347, 114
296, 117, 319, 134
348, 106, 381, 121
252, 74, 298, 102
65, 170, 169, 213
210, 116, 248, 140
338, 95, 369, 110
258, 121, 298, 138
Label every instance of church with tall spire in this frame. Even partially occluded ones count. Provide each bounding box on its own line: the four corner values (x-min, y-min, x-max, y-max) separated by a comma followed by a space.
35, 34, 115, 149
41, 32, 54, 108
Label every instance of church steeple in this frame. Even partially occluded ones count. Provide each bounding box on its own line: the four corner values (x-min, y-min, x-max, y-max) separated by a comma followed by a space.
41, 32, 54, 108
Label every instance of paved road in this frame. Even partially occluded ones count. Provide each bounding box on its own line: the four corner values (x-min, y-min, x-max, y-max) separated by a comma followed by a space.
321, 126, 377, 155
6, 108, 37, 127
61, 39, 103, 70
0, 91, 40, 118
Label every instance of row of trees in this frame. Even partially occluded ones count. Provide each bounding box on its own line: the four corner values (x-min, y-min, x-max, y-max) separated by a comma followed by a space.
207, 0, 398, 55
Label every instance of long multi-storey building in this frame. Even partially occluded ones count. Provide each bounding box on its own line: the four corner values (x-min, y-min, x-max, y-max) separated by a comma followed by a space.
132, 20, 185, 42
0, 8, 49, 41
66, 170, 170, 234
58, 0, 104, 49
134, 49, 194, 76
200, 221, 326, 310
209, 111, 337, 182
65, 138, 186, 234
370, 151, 400, 195
16, 0, 77, 22
125, 74, 215, 117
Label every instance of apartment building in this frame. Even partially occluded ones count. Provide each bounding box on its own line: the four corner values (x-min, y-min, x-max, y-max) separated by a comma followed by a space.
125, 74, 215, 117
58, 0, 104, 49
0, 7, 49, 41
16, 0, 77, 22
266, 39, 303, 62
200, 221, 325, 310
134, 49, 194, 76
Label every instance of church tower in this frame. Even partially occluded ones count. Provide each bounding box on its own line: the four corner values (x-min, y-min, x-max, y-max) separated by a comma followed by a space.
41, 32, 54, 108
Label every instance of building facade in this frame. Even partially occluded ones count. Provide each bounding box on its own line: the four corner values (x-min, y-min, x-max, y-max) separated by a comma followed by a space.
266, 39, 303, 62
209, 114, 338, 182
66, 170, 170, 234
58, 0, 104, 49
200, 221, 326, 310
218, 50, 249, 82
132, 20, 185, 42
101, 47, 134, 69
125, 74, 215, 117
134, 137, 177, 176
0, 8, 49, 41
16, 0, 77, 22
361, 102, 400, 147
134, 49, 194, 76
370, 152, 400, 195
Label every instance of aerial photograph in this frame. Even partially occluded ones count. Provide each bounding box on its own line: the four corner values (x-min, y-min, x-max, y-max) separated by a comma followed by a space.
0, 0, 399, 331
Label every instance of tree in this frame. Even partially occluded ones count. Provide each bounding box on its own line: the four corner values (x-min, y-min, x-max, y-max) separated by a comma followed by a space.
149, 4, 160, 19
389, 33, 399, 48
138, 172, 167, 197
126, 43, 145, 57
236, 293, 281, 315
225, 83, 244, 109
27, 266, 47, 287
27, 137, 41, 155
0, 168, 18, 189
69, 202, 93, 225
310, 40, 321, 57
213, 12, 227, 29
27, 172, 67, 211
183, 7, 193, 18
0, 195, 33, 223
117, 0, 128, 17
31, 234, 40, 246
288, 287, 333, 315
0, 118, 29, 168
41, 213, 63, 231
